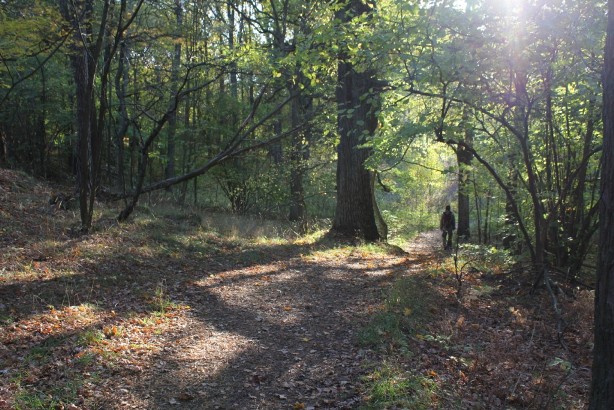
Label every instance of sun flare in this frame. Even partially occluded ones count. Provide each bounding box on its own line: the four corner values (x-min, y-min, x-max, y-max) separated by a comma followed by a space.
454, 0, 525, 14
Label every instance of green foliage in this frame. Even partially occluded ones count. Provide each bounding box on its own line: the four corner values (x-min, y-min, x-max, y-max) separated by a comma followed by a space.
455, 243, 514, 275
0, 2, 62, 65
375, 143, 455, 242
0, 0, 606, 269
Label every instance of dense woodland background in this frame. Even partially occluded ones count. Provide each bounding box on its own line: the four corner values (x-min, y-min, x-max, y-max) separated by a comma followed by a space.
2, 0, 614, 408
1, 0, 605, 264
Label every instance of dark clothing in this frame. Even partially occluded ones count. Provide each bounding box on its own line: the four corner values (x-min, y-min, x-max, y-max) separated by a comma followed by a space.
440, 210, 456, 231
440, 210, 456, 249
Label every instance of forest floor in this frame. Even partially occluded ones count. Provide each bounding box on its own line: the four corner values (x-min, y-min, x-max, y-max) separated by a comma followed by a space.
0, 168, 594, 409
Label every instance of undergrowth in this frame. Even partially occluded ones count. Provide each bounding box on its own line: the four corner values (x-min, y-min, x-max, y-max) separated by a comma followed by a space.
358, 276, 434, 354
358, 275, 442, 408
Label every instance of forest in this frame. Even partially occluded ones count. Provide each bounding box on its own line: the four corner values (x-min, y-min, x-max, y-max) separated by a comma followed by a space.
1, 0, 614, 408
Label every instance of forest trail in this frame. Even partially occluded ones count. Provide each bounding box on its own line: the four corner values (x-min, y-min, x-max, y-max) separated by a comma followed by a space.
86, 227, 591, 410
0, 170, 592, 409
0, 166, 438, 410
118, 233, 443, 409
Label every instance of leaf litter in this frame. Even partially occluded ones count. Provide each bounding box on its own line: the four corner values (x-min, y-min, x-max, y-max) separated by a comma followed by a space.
0, 169, 592, 409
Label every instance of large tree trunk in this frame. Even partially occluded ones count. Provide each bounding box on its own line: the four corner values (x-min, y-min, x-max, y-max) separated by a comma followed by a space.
330, 0, 387, 242
589, 0, 614, 406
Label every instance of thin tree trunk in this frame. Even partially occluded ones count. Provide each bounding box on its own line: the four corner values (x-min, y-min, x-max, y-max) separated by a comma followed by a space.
473, 177, 482, 244
60, 0, 128, 232
589, 0, 614, 406
288, 82, 311, 223
457, 107, 473, 239
165, 0, 183, 187
484, 191, 491, 244
115, 38, 129, 198
37, 62, 47, 177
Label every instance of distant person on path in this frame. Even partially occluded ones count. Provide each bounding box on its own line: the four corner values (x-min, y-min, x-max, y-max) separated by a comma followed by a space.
440, 205, 456, 250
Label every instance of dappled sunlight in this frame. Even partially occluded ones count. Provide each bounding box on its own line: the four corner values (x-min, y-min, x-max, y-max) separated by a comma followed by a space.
178, 328, 257, 378
1, 304, 104, 345
196, 266, 316, 326
0, 165, 594, 407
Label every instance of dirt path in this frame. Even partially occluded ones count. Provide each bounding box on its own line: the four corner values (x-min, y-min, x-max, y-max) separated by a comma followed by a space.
104, 233, 440, 409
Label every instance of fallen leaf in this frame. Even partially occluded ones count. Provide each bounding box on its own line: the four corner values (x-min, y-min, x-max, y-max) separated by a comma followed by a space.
176, 392, 195, 401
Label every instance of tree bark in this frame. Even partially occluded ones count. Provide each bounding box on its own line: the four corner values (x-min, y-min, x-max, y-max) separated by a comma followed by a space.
60, 0, 100, 232
457, 108, 473, 239
115, 37, 130, 198
60, 0, 142, 231
330, 0, 387, 242
165, 0, 184, 187
288, 91, 307, 222
288, 78, 312, 223
589, 0, 614, 406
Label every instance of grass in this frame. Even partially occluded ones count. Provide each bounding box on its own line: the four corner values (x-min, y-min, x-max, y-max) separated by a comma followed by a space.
13, 338, 88, 410
13, 375, 85, 410
358, 276, 435, 353
77, 329, 105, 346
0, 311, 14, 325
358, 274, 446, 409
25, 335, 66, 364
13, 390, 56, 410
361, 363, 439, 409
151, 281, 176, 313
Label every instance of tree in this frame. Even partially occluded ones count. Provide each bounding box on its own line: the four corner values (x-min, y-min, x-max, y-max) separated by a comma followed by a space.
164, 0, 184, 187
589, 0, 614, 406
59, 0, 144, 232
330, 0, 387, 241
59, 0, 106, 233
456, 107, 473, 239
0, 3, 68, 175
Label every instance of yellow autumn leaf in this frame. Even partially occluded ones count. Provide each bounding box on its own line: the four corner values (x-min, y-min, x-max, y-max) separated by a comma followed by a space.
103, 325, 119, 338
403, 307, 412, 316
